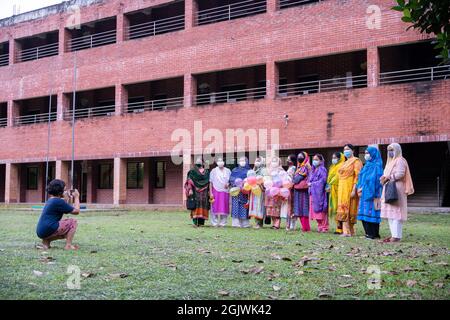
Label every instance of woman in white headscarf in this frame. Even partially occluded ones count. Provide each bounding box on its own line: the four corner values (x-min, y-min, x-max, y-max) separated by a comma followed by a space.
209, 157, 231, 227
380, 143, 414, 243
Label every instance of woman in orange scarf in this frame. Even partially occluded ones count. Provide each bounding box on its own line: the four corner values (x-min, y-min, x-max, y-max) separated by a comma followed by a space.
336, 144, 363, 237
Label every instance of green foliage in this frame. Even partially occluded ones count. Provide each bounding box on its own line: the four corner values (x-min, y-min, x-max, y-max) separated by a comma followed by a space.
393, 0, 450, 63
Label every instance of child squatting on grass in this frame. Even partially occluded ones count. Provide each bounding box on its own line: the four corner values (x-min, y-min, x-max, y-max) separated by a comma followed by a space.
36, 179, 81, 250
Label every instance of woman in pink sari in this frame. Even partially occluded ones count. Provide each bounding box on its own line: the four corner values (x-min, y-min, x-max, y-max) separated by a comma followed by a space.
209, 157, 231, 227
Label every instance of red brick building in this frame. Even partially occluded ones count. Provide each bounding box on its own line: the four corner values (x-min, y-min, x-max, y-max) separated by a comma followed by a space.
0, 0, 449, 207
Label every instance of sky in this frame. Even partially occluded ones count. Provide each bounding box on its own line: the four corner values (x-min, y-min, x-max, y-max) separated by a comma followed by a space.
0, 0, 65, 19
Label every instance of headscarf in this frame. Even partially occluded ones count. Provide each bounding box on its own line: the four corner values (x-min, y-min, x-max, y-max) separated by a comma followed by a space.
268, 156, 284, 175
187, 162, 210, 189
254, 157, 268, 176
327, 152, 345, 186
295, 151, 311, 177
230, 157, 251, 187
383, 143, 414, 195
357, 146, 383, 201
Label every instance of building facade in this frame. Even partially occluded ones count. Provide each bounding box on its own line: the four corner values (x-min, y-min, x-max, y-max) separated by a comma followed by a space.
0, 0, 449, 207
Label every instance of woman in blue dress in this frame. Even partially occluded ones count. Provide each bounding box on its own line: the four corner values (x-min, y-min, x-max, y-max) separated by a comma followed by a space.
230, 156, 251, 228
356, 146, 384, 239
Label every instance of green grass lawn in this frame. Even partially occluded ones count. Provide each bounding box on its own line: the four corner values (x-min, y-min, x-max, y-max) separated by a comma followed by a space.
0, 210, 449, 300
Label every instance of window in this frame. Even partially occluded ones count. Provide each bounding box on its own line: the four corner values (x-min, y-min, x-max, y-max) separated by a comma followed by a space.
98, 163, 113, 189
153, 94, 167, 110
26, 166, 38, 190
127, 162, 144, 189
154, 161, 166, 188
127, 96, 146, 113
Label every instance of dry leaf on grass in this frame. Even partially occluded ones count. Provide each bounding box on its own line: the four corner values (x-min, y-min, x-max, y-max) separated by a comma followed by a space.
272, 285, 281, 292
218, 290, 229, 296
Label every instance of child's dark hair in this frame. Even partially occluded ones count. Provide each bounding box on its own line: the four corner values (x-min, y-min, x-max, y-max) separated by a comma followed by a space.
47, 179, 66, 197
344, 143, 355, 150
333, 151, 342, 158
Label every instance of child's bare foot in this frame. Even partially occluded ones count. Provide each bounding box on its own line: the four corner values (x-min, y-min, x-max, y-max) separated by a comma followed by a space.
41, 240, 51, 250
64, 244, 79, 250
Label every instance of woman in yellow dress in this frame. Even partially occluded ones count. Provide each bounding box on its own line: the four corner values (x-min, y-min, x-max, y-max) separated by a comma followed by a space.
336, 144, 363, 237
326, 152, 345, 234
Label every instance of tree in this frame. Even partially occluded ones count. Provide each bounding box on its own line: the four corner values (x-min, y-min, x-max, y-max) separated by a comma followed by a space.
393, 0, 450, 63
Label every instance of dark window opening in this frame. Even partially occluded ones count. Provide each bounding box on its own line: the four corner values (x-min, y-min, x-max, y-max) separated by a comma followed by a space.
277, 50, 367, 97
126, 0, 185, 40
14, 95, 57, 126
26, 166, 39, 190
98, 163, 113, 189
0, 42, 9, 67
0, 102, 7, 127
379, 40, 450, 85
196, 0, 267, 26
65, 87, 116, 120
67, 17, 117, 52
16, 31, 59, 63
195, 65, 266, 106
127, 162, 144, 189
154, 161, 166, 188
125, 77, 184, 113
279, 0, 321, 10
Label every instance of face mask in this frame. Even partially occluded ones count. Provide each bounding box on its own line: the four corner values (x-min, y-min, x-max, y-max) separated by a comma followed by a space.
364, 154, 371, 161
312, 160, 320, 167
297, 157, 304, 163
239, 161, 246, 167
195, 163, 202, 168
254, 161, 261, 168
343, 150, 353, 158
271, 161, 278, 168
388, 150, 395, 158
332, 159, 338, 165
217, 161, 224, 168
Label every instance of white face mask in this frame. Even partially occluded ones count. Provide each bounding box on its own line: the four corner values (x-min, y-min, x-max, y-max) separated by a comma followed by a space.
217, 161, 224, 168
239, 161, 246, 167
254, 161, 261, 167
271, 161, 278, 168
332, 158, 338, 165
364, 154, 371, 161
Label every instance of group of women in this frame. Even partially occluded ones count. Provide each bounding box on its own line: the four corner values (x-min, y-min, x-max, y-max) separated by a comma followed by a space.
184, 142, 414, 243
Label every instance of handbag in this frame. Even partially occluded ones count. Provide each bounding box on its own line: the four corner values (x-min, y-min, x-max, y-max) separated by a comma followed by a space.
264, 215, 271, 225
294, 179, 308, 190
384, 181, 398, 204
186, 195, 196, 210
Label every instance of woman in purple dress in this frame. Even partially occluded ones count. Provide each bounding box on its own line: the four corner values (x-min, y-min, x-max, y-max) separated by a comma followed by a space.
291, 152, 311, 232
309, 154, 329, 232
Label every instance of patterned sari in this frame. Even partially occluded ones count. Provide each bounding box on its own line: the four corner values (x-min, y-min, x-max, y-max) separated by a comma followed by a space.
336, 156, 363, 225
184, 166, 210, 221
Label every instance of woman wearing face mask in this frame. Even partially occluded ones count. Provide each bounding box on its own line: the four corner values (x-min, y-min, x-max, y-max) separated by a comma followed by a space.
356, 146, 384, 239
291, 152, 311, 232
265, 156, 286, 229
326, 152, 345, 234
309, 154, 329, 233
380, 143, 414, 243
184, 157, 211, 227
230, 156, 251, 228
209, 157, 231, 227
336, 144, 363, 237
249, 157, 268, 229
285, 154, 297, 230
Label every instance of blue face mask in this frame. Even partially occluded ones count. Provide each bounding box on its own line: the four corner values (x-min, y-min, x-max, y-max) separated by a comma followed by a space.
388, 151, 395, 158
364, 154, 371, 161
332, 159, 338, 165
343, 150, 352, 158
312, 160, 320, 167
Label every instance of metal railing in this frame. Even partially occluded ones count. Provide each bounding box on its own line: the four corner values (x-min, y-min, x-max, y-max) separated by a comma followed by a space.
277, 74, 367, 96
195, 86, 266, 106
197, 0, 267, 26
279, 0, 322, 10
126, 14, 185, 40
0, 53, 8, 67
68, 29, 117, 52
379, 65, 450, 85
14, 112, 57, 126
64, 104, 116, 120
126, 97, 184, 113
16, 42, 59, 63
0, 118, 7, 127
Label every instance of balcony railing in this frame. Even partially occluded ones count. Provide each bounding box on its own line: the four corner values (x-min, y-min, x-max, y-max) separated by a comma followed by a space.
279, 0, 322, 10
379, 65, 450, 85
14, 112, 57, 126
16, 42, 59, 63
196, 86, 266, 106
197, 0, 267, 26
0, 118, 7, 127
277, 74, 367, 97
64, 104, 116, 120
68, 29, 117, 52
126, 15, 185, 40
0, 53, 8, 67
126, 97, 184, 113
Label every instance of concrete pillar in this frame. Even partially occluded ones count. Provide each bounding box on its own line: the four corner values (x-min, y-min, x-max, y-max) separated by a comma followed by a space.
55, 160, 70, 184
184, 73, 196, 107
113, 157, 126, 205
267, 0, 278, 13
367, 46, 380, 88
7, 100, 18, 127
58, 26, 70, 54
115, 83, 128, 115
5, 163, 19, 204
8, 36, 15, 65
266, 60, 279, 99
185, 0, 198, 30
116, 11, 129, 42
57, 92, 70, 121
